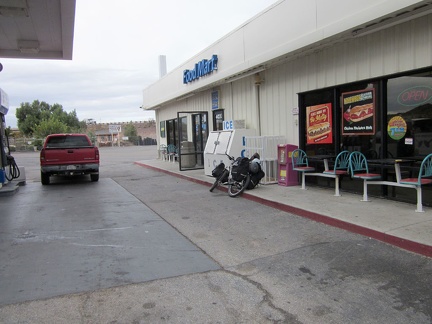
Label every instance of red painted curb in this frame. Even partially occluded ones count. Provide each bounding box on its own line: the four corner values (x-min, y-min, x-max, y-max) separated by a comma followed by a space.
135, 162, 432, 258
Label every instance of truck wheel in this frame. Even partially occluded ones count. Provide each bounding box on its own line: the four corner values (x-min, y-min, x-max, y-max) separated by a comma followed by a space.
41, 172, 50, 185
90, 174, 99, 182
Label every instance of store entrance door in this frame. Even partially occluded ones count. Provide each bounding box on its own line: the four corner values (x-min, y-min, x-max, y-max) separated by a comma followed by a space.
177, 111, 208, 171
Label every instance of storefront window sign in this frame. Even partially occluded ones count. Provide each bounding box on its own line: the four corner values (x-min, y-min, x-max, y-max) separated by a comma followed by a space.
342, 89, 375, 135
306, 103, 332, 144
397, 86, 432, 106
387, 116, 407, 140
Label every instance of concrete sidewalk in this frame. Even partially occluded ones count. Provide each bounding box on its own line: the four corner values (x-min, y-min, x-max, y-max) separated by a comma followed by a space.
136, 159, 432, 258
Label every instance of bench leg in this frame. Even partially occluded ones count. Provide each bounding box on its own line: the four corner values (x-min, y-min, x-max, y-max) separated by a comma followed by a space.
361, 180, 370, 202
301, 172, 307, 190
415, 187, 424, 212
334, 176, 340, 197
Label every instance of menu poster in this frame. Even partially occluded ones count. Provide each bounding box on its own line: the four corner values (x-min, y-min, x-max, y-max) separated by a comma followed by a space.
306, 103, 333, 144
342, 89, 375, 135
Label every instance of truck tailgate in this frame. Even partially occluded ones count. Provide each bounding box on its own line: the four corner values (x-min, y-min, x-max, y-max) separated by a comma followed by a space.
43, 147, 98, 165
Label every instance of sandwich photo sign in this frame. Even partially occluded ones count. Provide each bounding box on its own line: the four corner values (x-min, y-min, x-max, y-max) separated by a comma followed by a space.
306, 103, 333, 144
342, 88, 375, 135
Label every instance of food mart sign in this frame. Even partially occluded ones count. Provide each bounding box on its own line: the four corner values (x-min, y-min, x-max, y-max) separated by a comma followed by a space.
183, 55, 218, 84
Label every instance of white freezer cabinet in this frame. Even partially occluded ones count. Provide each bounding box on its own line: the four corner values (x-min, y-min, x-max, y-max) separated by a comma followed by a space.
204, 129, 255, 176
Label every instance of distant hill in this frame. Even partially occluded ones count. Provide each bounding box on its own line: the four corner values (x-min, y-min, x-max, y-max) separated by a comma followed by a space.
86, 120, 156, 140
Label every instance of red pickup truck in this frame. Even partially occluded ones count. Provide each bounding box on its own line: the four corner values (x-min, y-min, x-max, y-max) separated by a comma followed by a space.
40, 134, 100, 185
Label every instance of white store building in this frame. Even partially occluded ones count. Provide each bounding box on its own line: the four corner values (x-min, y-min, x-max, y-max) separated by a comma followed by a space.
142, 0, 432, 204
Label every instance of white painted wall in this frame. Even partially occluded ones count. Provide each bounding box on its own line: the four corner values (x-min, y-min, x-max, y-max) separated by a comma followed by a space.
143, 0, 426, 109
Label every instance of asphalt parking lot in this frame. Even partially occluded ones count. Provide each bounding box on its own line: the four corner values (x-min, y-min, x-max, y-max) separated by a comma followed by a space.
1, 146, 432, 323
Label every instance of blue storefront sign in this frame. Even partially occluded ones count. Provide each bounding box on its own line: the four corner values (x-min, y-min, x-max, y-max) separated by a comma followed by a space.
211, 90, 219, 110
183, 55, 218, 84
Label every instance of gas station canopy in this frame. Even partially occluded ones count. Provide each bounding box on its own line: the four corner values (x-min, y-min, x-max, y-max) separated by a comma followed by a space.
0, 0, 76, 60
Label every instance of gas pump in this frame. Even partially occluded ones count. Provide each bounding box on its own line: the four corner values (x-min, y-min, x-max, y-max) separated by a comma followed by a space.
0, 115, 20, 183
0, 85, 21, 185
0, 114, 7, 184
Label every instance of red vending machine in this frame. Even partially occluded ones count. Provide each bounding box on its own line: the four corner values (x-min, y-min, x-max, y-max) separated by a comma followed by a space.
277, 144, 298, 186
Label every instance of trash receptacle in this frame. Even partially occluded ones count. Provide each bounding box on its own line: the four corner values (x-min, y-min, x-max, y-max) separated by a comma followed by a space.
181, 141, 196, 168
277, 144, 298, 186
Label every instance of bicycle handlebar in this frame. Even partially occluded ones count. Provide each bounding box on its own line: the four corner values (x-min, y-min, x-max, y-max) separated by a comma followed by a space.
226, 154, 235, 161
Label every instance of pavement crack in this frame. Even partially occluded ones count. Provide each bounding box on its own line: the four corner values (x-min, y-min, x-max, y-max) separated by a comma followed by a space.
224, 269, 303, 324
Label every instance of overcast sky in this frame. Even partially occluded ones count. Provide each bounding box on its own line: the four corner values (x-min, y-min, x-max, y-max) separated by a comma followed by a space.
1, 0, 278, 128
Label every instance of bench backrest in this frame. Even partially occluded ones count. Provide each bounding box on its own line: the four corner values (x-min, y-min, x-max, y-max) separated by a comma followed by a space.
167, 144, 177, 154
292, 149, 309, 169
348, 151, 370, 176
418, 153, 432, 182
334, 150, 350, 172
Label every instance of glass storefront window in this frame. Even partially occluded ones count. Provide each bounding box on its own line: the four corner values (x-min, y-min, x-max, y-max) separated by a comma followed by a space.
180, 116, 188, 142
387, 73, 432, 158
213, 110, 224, 131
166, 119, 178, 146
160, 121, 165, 138
300, 72, 432, 205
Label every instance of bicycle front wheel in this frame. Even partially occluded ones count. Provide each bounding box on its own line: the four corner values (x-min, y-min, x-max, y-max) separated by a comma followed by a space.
209, 169, 229, 192
228, 174, 251, 197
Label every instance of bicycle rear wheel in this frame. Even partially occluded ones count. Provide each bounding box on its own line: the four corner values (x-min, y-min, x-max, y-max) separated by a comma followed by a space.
209, 169, 229, 192
228, 174, 251, 197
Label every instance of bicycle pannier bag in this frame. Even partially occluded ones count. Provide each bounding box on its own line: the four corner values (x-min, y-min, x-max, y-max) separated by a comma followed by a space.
231, 157, 250, 181
211, 162, 225, 178
247, 169, 265, 189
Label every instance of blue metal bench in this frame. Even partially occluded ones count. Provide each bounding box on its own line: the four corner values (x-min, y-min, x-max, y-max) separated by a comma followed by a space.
292, 149, 349, 196
349, 152, 432, 212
